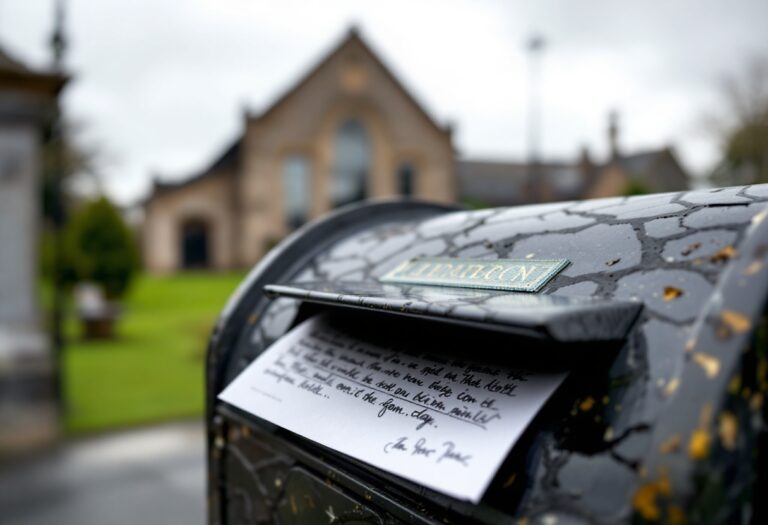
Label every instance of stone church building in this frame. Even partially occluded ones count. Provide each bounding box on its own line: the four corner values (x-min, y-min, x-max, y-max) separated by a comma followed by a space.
143, 28, 689, 273
143, 29, 455, 273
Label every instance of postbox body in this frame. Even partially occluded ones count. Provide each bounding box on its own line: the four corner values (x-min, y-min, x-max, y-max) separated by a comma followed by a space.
208, 186, 768, 525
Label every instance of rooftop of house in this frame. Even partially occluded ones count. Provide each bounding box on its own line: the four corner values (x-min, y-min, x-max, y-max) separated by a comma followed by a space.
144, 28, 688, 207
0, 46, 31, 75
456, 147, 684, 206
0, 41, 67, 93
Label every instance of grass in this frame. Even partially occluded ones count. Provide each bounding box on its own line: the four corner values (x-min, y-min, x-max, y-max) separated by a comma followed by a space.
63, 271, 245, 433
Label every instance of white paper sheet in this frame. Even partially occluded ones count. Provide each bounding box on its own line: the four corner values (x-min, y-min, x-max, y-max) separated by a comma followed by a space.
219, 314, 566, 503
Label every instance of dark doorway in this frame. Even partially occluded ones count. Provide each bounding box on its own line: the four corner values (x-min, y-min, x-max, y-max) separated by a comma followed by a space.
181, 219, 210, 269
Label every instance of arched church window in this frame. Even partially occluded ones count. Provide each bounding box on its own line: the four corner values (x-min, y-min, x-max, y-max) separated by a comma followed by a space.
397, 162, 416, 197
282, 154, 311, 229
331, 118, 370, 208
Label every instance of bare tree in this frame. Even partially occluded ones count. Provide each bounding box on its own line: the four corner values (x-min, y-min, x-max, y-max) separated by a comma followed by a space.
41, 117, 108, 225
708, 56, 768, 186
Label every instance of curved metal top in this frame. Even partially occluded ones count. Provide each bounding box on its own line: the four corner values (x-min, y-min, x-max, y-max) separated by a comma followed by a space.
209, 186, 768, 524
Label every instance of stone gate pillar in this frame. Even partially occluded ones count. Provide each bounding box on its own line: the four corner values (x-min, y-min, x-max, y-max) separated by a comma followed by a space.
0, 47, 66, 455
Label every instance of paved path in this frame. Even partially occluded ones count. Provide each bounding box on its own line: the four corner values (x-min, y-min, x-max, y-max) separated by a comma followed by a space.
0, 420, 206, 525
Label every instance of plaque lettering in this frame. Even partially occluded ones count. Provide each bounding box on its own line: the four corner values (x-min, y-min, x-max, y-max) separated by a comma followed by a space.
381, 257, 569, 292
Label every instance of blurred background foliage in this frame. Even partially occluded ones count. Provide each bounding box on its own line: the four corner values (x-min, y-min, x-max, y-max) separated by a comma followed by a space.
62, 197, 139, 299
708, 56, 768, 186
41, 196, 139, 300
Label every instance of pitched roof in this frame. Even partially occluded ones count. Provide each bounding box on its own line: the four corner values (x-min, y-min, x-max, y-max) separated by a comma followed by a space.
148, 27, 450, 200
457, 159, 584, 206
617, 150, 663, 176
207, 138, 241, 173
0, 41, 67, 93
0, 46, 31, 74
457, 147, 689, 206
616, 147, 688, 192
250, 27, 449, 137
456, 160, 527, 206
151, 138, 241, 195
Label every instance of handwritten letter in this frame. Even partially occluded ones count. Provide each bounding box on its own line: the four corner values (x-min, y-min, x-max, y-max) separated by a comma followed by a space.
219, 315, 566, 502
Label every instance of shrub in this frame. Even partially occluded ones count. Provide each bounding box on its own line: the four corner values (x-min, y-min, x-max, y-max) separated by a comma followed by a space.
64, 197, 139, 299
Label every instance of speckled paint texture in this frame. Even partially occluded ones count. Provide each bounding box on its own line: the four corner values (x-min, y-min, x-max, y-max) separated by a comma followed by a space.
207, 186, 768, 525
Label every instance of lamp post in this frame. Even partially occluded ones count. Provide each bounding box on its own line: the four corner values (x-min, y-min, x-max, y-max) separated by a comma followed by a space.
526, 34, 546, 202
49, 0, 67, 418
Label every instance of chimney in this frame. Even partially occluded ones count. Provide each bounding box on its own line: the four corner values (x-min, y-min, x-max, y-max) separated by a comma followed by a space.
579, 145, 597, 189
608, 110, 620, 161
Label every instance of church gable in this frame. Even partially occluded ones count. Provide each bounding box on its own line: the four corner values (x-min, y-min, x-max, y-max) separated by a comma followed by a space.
143, 28, 457, 273
250, 28, 450, 146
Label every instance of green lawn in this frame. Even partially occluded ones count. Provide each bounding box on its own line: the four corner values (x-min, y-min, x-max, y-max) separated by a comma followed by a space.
63, 271, 245, 433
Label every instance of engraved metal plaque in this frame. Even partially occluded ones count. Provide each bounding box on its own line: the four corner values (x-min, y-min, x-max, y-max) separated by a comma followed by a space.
380, 257, 569, 293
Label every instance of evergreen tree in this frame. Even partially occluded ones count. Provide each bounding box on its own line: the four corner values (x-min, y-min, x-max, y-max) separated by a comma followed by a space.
63, 197, 139, 299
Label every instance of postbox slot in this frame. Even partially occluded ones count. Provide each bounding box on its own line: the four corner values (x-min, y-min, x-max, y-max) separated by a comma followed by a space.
220, 308, 617, 508
264, 281, 643, 344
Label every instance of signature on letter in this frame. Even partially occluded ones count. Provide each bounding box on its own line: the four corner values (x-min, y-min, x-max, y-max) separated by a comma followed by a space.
438, 441, 471, 466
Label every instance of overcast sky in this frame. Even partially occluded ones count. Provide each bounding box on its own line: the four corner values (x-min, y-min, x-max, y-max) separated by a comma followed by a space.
1, 0, 767, 204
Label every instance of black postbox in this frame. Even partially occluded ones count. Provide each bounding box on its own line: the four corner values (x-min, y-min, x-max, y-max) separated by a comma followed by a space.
207, 186, 768, 525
